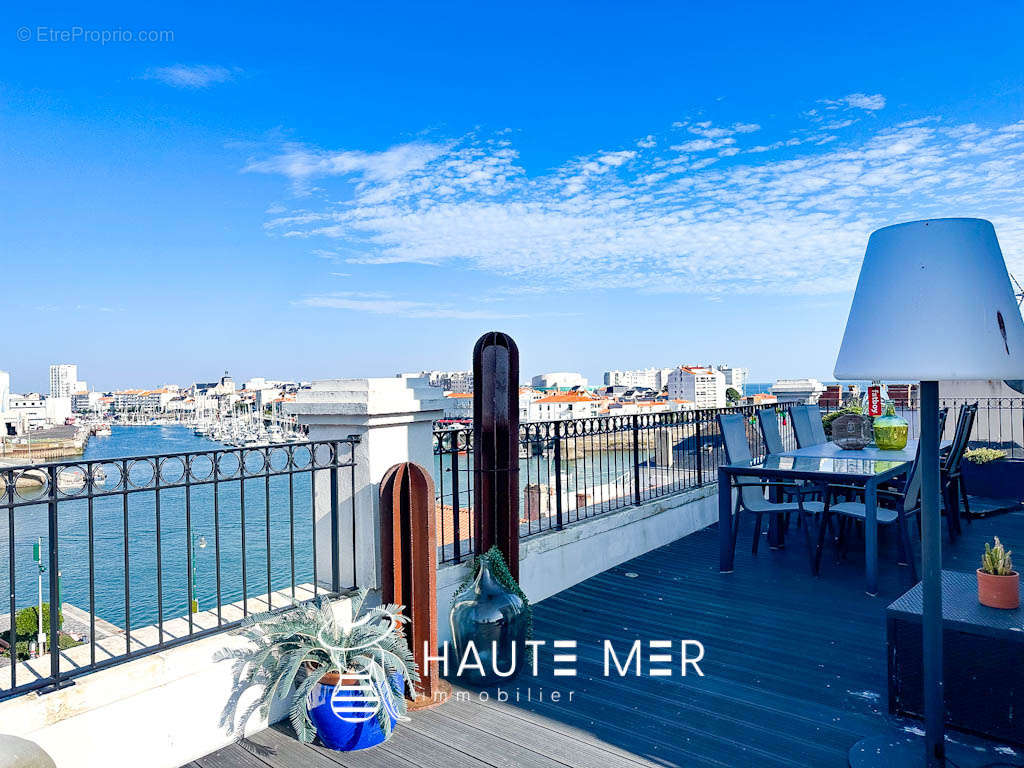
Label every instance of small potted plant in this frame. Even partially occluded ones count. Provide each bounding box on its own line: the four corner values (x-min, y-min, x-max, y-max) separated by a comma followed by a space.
978, 537, 1019, 609
220, 589, 419, 751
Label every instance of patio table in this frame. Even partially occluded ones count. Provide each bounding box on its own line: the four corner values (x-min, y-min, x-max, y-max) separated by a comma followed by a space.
717, 439, 949, 595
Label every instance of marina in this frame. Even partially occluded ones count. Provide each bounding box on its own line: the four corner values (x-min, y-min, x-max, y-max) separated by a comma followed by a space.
0, 425, 318, 635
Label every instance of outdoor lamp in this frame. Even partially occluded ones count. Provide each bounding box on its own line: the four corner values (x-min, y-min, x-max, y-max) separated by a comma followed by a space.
837, 218, 1024, 767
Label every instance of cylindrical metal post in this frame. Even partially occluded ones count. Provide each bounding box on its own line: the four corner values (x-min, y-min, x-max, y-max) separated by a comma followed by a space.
330, 452, 341, 593
631, 415, 642, 505
553, 421, 563, 530
920, 380, 944, 767
46, 467, 60, 687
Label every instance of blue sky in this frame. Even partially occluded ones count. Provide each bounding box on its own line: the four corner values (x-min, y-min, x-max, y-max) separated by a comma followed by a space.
3, 2, 1024, 392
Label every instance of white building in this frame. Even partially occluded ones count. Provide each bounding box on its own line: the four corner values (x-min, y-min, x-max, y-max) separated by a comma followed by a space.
603, 367, 673, 390
530, 372, 588, 390
7, 394, 71, 430
407, 370, 473, 392
527, 391, 601, 421
667, 366, 726, 408
49, 364, 85, 399
770, 378, 826, 404
442, 392, 474, 420
717, 365, 749, 396
0, 370, 9, 413
72, 391, 104, 412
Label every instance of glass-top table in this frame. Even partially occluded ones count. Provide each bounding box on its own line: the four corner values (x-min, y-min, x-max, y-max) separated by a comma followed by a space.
717, 439, 950, 595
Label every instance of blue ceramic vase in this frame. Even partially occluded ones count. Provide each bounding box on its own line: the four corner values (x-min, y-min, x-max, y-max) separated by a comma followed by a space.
450, 558, 527, 685
307, 671, 403, 751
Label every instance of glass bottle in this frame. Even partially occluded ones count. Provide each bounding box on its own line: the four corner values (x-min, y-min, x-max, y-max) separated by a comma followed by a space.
873, 400, 909, 451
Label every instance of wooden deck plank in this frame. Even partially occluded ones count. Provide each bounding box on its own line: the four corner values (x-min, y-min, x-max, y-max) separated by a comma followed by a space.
399, 705, 580, 768
431, 695, 662, 768
185, 507, 1024, 768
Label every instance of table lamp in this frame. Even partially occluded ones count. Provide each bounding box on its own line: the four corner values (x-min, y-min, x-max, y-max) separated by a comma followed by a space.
836, 218, 1024, 766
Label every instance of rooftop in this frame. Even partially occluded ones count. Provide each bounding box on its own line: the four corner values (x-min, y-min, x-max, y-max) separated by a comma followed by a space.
187, 502, 1024, 768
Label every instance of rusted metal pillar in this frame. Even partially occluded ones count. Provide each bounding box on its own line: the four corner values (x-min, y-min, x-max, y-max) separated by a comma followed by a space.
380, 462, 450, 708
472, 331, 520, 581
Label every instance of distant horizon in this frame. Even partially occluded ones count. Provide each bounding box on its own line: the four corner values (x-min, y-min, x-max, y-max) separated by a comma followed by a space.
5, 362, 877, 396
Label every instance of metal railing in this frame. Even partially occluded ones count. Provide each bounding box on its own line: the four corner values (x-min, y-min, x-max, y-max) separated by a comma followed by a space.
433, 403, 791, 564
821, 397, 1024, 457
433, 397, 1024, 565
0, 439, 358, 702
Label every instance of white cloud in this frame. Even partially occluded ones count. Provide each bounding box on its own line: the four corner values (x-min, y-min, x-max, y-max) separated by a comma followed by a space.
844, 93, 886, 111
146, 64, 238, 89
249, 106, 1024, 297
297, 292, 525, 319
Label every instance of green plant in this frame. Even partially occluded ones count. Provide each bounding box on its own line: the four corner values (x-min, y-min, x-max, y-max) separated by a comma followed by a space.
725, 387, 741, 404
964, 447, 1007, 464
982, 537, 1014, 576
821, 403, 863, 438
14, 604, 62, 639
453, 545, 533, 659
218, 589, 418, 744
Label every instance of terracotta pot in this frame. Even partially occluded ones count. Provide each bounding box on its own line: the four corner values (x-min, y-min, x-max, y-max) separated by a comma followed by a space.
302, 663, 354, 686
977, 569, 1020, 609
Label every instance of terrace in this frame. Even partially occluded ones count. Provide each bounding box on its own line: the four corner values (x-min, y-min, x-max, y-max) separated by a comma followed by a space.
186, 505, 1024, 768
3, 376, 1024, 768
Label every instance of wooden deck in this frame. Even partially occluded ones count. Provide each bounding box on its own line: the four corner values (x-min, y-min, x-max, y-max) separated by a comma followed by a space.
186, 502, 1024, 768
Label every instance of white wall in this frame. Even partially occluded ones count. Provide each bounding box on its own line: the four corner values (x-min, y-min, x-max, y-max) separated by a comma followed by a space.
435, 483, 718, 646
0, 597, 352, 768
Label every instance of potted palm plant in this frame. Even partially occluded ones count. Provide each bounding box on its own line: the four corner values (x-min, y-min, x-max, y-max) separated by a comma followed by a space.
978, 537, 1020, 609
220, 589, 419, 751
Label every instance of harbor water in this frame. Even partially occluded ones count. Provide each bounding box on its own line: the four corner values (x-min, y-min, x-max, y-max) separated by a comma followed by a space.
1, 425, 316, 633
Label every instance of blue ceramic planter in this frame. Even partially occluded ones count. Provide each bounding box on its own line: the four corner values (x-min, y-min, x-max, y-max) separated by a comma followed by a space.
307, 671, 403, 751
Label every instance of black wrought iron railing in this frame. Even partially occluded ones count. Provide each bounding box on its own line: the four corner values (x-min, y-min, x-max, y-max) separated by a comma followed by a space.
0, 439, 358, 702
819, 397, 1024, 455
433, 397, 1024, 565
433, 403, 793, 565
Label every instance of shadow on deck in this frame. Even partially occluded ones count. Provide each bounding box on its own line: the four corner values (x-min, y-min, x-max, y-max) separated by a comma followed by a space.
186, 500, 1024, 768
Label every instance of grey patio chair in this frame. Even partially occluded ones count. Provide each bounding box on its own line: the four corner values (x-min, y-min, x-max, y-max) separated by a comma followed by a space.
821, 442, 922, 581
789, 405, 826, 448
806, 404, 829, 444
757, 409, 818, 507
942, 402, 978, 534
757, 409, 786, 455
719, 413, 830, 574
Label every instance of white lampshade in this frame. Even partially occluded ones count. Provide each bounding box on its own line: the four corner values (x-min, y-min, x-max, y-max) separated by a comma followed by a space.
835, 218, 1024, 380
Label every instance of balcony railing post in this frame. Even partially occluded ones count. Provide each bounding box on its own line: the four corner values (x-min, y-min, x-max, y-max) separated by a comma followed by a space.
632, 415, 642, 506
553, 421, 564, 530
451, 438, 462, 561
46, 465, 62, 690
329, 446, 341, 593
695, 414, 704, 486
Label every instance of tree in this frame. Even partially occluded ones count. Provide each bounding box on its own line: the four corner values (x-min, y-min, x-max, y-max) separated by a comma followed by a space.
726, 387, 741, 403
14, 604, 63, 638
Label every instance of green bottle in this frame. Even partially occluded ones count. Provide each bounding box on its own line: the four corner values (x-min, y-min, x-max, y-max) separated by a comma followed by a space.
874, 400, 909, 451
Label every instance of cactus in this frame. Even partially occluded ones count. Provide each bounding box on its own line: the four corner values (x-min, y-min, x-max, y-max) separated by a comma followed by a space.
982, 537, 1014, 576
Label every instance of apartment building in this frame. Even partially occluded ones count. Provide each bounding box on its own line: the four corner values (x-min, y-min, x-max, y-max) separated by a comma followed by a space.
49, 363, 86, 399
667, 366, 726, 408
717, 365, 749, 395
603, 367, 673, 390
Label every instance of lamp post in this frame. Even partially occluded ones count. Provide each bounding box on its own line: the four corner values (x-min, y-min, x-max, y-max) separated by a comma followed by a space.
190, 532, 206, 613
838, 219, 1024, 767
